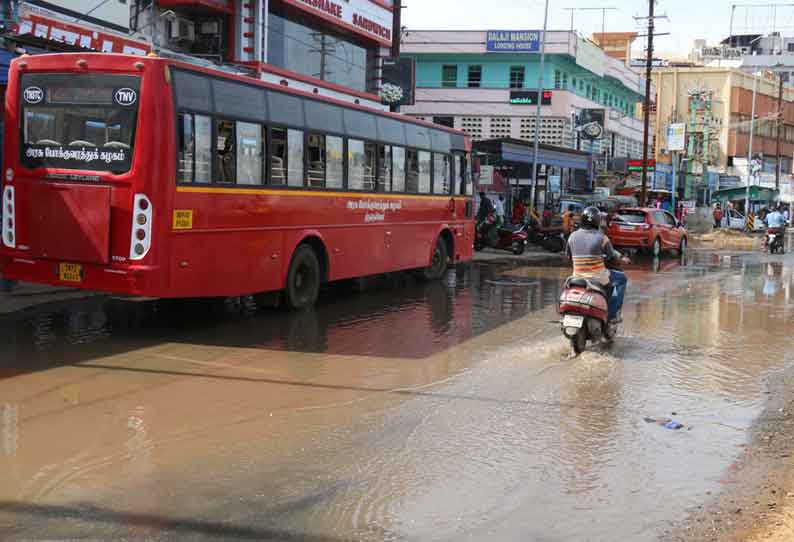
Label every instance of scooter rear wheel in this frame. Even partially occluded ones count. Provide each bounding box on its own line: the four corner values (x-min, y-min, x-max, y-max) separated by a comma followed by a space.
571, 330, 587, 355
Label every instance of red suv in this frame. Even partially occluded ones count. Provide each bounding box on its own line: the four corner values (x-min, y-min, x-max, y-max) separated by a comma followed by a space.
607, 208, 688, 257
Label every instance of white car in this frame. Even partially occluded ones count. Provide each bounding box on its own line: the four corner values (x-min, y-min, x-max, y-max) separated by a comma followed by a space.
724, 209, 767, 231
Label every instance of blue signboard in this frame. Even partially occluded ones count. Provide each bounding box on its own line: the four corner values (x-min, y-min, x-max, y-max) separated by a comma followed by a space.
486, 30, 541, 53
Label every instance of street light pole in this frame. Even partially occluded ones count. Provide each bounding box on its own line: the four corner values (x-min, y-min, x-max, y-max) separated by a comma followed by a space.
746, 72, 758, 215
530, 0, 550, 211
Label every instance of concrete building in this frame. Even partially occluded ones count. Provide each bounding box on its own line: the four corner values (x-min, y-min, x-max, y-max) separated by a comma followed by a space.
653, 66, 794, 201
400, 30, 648, 167
2, 0, 396, 110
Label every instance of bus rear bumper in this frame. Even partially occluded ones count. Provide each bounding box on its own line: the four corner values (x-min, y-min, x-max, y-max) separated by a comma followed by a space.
1, 255, 162, 297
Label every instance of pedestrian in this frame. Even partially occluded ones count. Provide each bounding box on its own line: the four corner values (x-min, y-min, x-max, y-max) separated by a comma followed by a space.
542, 205, 552, 227
494, 195, 505, 228
562, 205, 575, 240
784, 207, 790, 226
512, 198, 526, 225
661, 198, 671, 212
713, 204, 723, 229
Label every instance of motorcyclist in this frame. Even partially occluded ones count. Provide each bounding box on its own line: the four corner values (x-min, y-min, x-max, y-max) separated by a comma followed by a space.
765, 204, 786, 250
565, 206, 630, 323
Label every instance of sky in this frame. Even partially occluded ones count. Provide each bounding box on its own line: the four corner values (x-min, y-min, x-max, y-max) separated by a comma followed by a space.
401, 0, 794, 59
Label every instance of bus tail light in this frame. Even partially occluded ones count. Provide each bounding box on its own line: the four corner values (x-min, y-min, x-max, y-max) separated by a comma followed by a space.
2, 185, 15, 248
129, 194, 152, 260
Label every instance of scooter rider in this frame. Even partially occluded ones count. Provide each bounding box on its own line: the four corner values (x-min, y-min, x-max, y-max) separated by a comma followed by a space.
565, 206, 630, 323
765, 204, 786, 250
477, 191, 494, 222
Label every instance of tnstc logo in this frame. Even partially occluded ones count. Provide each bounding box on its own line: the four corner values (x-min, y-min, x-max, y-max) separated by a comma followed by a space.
114, 88, 137, 106
23, 86, 43, 104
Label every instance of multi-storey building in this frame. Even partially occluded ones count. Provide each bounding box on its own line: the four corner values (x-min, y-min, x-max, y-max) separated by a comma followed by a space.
2, 0, 396, 109
653, 66, 794, 200
400, 30, 647, 165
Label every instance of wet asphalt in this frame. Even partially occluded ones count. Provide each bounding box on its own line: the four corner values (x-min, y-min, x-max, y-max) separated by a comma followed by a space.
1, 246, 794, 541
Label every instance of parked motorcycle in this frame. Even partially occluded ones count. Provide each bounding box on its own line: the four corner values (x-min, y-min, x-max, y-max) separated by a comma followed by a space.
474, 214, 528, 255
767, 229, 785, 254
558, 275, 618, 355
528, 227, 565, 253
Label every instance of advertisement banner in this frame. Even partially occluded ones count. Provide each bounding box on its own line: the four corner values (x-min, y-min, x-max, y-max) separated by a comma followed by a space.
485, 30, 541, 53
666, 123, 686, 151
282, 0, 393, 46
577, 109, 605, 141
381, 57, 416, 106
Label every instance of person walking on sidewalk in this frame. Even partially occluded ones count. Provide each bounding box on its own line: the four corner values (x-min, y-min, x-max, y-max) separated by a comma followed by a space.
713, 204, 723, 230
494, 195, 506, 228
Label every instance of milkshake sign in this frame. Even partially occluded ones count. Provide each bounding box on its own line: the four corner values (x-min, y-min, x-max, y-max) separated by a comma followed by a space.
486, 30, 541, 52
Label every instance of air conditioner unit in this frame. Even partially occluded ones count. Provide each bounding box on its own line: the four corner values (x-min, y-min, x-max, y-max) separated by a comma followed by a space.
200, 21, 220, 35
170, 19, 195, 41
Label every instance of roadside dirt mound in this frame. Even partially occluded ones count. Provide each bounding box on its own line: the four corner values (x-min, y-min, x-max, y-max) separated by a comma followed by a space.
697, 229, 755, 243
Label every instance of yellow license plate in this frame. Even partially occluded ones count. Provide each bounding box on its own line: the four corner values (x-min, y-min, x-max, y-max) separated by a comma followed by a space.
59, 263, 83, 283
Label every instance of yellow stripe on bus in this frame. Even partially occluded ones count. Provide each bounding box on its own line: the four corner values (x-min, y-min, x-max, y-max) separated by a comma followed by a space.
176, 186, 470, 201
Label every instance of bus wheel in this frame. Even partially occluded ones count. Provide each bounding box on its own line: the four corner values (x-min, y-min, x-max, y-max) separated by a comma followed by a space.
422, 237, 449, 281
285, 245, 321, 310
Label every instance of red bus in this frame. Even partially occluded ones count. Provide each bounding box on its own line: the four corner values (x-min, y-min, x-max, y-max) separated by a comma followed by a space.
0, 53, 474, 308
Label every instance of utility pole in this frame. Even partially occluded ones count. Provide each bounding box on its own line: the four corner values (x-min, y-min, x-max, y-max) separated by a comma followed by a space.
530, 0, 550, 211
639, 0, 656, 207
746, 73, 758, 216
776, 73, 784, 192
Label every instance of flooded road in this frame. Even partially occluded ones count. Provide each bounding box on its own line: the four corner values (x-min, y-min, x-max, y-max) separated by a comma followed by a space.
1, 251, 794, 541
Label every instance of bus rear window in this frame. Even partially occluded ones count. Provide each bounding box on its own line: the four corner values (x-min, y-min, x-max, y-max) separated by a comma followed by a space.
20, 73, 140, 173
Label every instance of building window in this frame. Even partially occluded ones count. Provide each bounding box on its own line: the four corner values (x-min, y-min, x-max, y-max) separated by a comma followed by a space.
442, 65, 457, 88
563, 73, 568, 89
267, 9, 375, 92
468, 65, 482, 88
510, 66, 525, 89
554, 70, 561, 89
433, 116, 455, 128
571, 76, 577, 90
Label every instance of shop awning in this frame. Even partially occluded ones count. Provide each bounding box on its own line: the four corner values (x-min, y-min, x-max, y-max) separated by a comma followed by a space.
474, 138, 591, 171
712, 185, 778, 202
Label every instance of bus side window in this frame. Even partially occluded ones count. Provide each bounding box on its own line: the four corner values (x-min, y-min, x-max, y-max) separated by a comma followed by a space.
194, 115, 212, 184
235, 121, 264, 186
349, 139, 377, 191
287, 129, 304, 187
377, 144, 391, 192
392, 146, 406, 192
215, 119, 236, 184
177, 113, 194, 183
405, 149, 419, 193
307, 133, 326, 188
418, 151, 431, 194
326, 136, 343, 189
433, 154, 450, 195
270, 127, 287, 185
454, 154, 464, 195
270, 126, 303, 187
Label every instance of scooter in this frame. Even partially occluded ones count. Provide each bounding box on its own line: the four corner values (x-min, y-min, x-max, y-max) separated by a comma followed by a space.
767, 228, 785, 254
558, 274, 618, 355
474, 213, 529, 255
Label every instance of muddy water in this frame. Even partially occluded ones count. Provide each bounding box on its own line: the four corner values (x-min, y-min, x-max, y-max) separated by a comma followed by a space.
1, 252, 793, 541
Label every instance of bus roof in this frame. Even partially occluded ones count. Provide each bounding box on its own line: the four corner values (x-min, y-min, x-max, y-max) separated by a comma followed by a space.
11, 52, 470, 144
